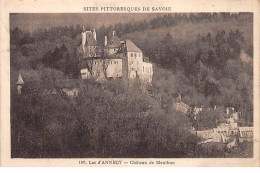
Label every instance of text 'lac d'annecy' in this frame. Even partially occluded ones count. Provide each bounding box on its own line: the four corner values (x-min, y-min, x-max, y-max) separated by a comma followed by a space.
85, 160, 175, 165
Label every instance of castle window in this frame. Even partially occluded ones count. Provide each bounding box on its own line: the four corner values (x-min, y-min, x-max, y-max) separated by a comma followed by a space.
131, 53, 133, 57
134, 53, 137, 57
114, 61, 117, 64
143, 66, 144, 72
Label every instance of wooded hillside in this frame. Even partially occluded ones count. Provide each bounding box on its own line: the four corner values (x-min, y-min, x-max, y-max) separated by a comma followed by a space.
10, 13, 253, 158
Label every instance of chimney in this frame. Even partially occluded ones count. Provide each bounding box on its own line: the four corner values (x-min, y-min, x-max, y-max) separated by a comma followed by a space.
104, 36, 107, 46
226, 107, 229, 115
82, 32, 86, 47
112, 31, 115, 37
93, 29, 96, 40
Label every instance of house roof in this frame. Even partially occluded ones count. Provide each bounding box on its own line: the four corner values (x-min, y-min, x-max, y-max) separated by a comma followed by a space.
173, 102, 190, 114
78, 32, 97, 47
105, 35, 121, 48
125, 39, 142, 53
85, 31, 97, 46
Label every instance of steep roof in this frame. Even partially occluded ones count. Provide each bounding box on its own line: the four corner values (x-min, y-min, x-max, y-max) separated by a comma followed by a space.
125, 39, 142, 53
85, 31, 97, 46
16, 71, 24, 85
105, 35, 121, 48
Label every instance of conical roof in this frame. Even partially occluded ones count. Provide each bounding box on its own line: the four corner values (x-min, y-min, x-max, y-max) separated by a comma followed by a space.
16, 71, 24, 85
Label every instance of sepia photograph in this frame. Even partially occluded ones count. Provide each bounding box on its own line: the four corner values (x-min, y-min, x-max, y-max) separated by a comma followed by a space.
9, 12, 254, 159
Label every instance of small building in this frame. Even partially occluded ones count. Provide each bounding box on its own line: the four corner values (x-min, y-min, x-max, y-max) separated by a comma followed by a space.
54, 79, 81, 97
222, 107, 240, 128
194, 107, 203, 115
238, 126, 254, 142
173, 101, 190, 114
16, 72, 81, 98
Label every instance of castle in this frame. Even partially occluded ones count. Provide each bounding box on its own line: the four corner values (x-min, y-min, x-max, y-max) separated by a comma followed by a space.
15, 27, 153, 97
77, 26, 153, 83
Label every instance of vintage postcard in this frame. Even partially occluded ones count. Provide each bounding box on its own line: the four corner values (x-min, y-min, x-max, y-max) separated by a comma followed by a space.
0, 0, 260, 167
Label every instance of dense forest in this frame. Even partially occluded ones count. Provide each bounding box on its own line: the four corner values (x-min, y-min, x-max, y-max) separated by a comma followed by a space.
11, 13, 253, 158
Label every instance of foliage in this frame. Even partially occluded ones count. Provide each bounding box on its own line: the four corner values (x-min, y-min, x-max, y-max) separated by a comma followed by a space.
10, 12, 253, 158
11, 80, 195, 158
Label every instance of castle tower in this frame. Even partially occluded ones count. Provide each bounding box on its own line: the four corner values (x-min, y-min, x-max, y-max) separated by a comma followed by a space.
93, 29, 96, 40
226, 107, 230, 115
81, 25, 86, 53
104, 36, 107, 46
15, 71, 24, 95
82, 28, 86, 46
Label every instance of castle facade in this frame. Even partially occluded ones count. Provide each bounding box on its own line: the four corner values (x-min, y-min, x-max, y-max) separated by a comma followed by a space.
77, 27, 153, 83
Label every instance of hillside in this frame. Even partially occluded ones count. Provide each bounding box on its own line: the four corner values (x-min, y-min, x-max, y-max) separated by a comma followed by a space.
121, 19, 253, 57
10, 13, 253, 158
